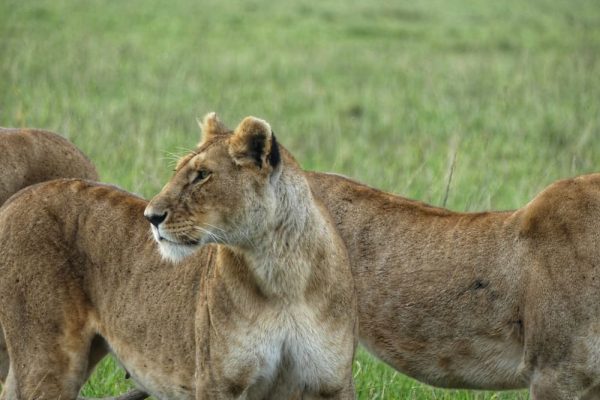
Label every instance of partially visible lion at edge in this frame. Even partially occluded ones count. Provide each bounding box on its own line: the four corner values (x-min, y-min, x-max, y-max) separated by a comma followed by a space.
0, 128, 98, 204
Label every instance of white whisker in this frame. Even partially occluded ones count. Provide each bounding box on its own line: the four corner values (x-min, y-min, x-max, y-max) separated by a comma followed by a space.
194, 225, 226, 244
203, 223, 226, 233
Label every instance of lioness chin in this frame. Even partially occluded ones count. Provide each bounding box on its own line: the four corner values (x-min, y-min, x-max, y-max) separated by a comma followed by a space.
0, 114, 356, 400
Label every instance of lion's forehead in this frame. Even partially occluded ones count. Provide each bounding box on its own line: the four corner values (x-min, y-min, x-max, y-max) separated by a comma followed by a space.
177, 143, 235, 173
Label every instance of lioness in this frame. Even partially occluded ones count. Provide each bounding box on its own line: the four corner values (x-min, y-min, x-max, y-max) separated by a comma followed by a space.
0, 128, 98, 204
0, 127, 98, 385
307, 171, 600, 399
0, 114, 356, 399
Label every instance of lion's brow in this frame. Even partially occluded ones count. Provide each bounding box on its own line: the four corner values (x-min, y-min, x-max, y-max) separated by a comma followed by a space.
174, 153, 196, 172
174, 140, 220, 172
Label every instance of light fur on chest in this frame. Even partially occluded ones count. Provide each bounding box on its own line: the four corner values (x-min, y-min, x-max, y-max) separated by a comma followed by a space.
221, 304, 348, 395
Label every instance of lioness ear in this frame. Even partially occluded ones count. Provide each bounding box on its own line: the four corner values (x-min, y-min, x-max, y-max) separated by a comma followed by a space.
198, 112, 229, 145
229, 116, 280, 169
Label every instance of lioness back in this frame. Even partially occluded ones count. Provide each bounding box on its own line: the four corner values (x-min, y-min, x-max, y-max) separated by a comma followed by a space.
0, 128, 98, 205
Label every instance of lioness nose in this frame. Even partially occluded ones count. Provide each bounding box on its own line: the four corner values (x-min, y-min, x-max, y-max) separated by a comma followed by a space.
145, 211, 168, 227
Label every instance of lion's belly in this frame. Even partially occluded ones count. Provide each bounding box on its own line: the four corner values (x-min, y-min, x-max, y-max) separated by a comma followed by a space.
360, 323, 526, 390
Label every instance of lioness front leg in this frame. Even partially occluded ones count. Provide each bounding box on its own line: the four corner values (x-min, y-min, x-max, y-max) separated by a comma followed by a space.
0, 287, 96, 399
305, 375, 356, 400
195, 381, 248, 400
303, 388, 355, 400
0, 331, 93, 400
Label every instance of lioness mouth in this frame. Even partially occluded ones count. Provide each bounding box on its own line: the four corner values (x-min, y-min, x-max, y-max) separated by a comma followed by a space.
158, 235, 200, 246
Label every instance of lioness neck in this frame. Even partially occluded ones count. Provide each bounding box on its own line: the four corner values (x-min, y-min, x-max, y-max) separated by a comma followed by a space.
225, 165, 331, 300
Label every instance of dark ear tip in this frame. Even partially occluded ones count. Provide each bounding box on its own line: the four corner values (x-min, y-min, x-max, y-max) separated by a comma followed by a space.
268, 132, 281, 168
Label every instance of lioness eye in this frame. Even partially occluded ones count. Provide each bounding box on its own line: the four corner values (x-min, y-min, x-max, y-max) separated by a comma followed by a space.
193, 170, 211, 184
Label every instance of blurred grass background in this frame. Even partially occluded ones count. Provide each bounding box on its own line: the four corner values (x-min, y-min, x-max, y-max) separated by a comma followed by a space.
1, 0, 599, 398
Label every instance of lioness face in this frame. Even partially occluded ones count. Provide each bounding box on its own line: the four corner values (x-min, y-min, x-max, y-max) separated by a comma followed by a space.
145, 113, 281, 262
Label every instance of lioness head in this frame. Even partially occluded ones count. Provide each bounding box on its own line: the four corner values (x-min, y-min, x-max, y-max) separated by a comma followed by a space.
144, 113, 282, 262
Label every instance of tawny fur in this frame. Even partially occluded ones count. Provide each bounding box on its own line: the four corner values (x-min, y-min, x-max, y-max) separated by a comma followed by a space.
307, 171, 600, 400
0, 115, 356, 400
0, 128, 98, 204
2, 124, 600, 399
0, 127, 98, 385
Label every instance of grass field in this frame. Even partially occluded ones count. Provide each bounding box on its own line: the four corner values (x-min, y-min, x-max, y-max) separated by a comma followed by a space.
1, 0, 599, 398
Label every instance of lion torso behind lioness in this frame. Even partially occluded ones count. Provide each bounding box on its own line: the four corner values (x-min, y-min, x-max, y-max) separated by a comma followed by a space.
0, 128, 98, 204
307, 171, 600, 398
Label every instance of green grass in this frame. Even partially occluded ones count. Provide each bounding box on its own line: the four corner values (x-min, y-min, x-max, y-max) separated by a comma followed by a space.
1, 0, 599, 398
